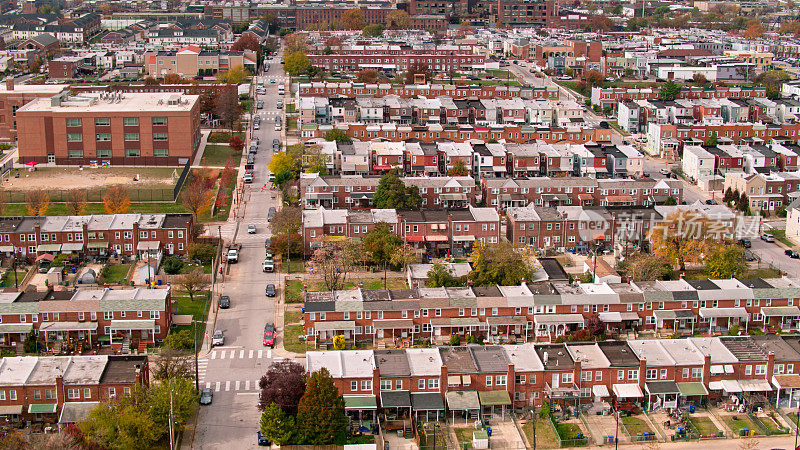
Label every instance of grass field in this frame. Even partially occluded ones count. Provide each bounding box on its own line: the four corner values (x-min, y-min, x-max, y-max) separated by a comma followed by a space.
102, 264, 131, 285
453, 427, 477, 446
722, 414, 761, 436
770, 229, 794, 247
284, 308, 302, 325
522, 420, 559, 449
0, 270, 26, 288
283, 324, 308, 354
554, 422, 584, 441
758, 414, 788, 434
285, 280, 304, 303
201, 144, 242, 167
621, 416, 653, 437
285, 103, 296, 113
283, 259, 305, 274
1, 201, 189, 217
689, 416, 720, 435
287, 118, 297, 130
172, 290, 211, 345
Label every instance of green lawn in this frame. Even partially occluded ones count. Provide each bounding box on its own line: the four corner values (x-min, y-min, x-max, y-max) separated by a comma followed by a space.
172, 290, 211, 345
285, 276, 409, 303
484, 69, 515, 79
285, 280, 305, 303
287, 118, 297, 130
747, 267, 782, 278
102, 264, 131, 285
453, 427, 477, 446
689, 416, 721, 436
554, 422, 584, 441
200, 144, 242, 167
722, 414, 761, 436
283, 259, 305, 274
621, 416, 653, 437
0, 270, 26, 288
207, 131, 245, 143
284, 308, 302, 325
770, 229, 794, 247
608, 121, 630, 136
283, 324, 308, 354
182, 262, 213, 274
522, 420, 559, 449
285, 103, 296, 113
758, 414, 788, 434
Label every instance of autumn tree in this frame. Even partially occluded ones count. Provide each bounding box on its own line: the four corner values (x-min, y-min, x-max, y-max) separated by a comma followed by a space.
304, 146, 330, 175
295, 368, 348, 445
426, 262, 467, 287
356, 69, 380, 83
231, 33, 261, 54
692, 73, 708, 85
153, 348, 194, 380
216, 65, 248, 85
363, 223, 402, 288
258, 360, 306, 413
780, 21, 800, 36
220, 157, 236, 188
648, 210, 719, 272
469, 242, 538, 286
585, 69, 604, 87
342, 8, 366, 29
177, 268, 209, 302
26, 189, 49, 216
65, 189, 87, 215
284, 51, 310, 76
744, 19, 764, 39
163, 73, 186, 84
310, 240, 363, 291
103, 187, 130, 214
214, 87, 242, 133
390, 244, 417, 272
324, 36, 343, 50
447, 159, 470, 176
362, 24, 384, 37
180, 180, 214, 219
269, 206, 302, 249
284, 33, 307, 55
705, 245, 747, 279
405, 62, 431, 84
756, 70, 791, 99
229, 135, 244, 154
588, 15, 614, 32
386, 10, 411, 29
621, 253, 672, 281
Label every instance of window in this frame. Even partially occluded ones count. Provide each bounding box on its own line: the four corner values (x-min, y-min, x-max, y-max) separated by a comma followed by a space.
68, 150, 83, 158
0, 391, 5, 401
360, 380, 371, 391
755, 364, 767, 375
96, 133, 111, 141
150, 311, 160, 319
104, 311, 112, 320
496, 375, 507, 386
595, 371, 602, 381
153, 133, 168, 141
66, 118, 82, 127
646, 369, 657, 380
152, 117, 167, 126
617, 370, 624, 380
123, 117, 139, 126
67, 133, 82, 142
561, 372, 573, 384
691, 368, 702, 378
68, 389, 80, 399
351, 381, 357, 391
581, 371, 592, 382
682, 368, 690, 378
395, 380, 402, 390
486, 376, 492, 386
45, 389, 55, 399
419, 379, 426, 389
516, 374, 526, 385
84, 388, 91, 399
627, 370, 638, 380
380, 380, 391, 390
745, 365, 753, 375
108, 387, 116, 398
95, 118, 110, 126
428, 378, 439, 389
124, 133, 139, 141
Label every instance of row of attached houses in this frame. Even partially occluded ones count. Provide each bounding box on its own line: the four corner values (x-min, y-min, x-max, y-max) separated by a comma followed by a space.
299, 95, 585, 129
303, 277, 800, 349
0, 354, 147, 424
297, 82, 558, 101
0, 287, 172, 352
306, 44, 485, 72
305, 334, 800, 417
0, 213, 194, 261
590, 85, 767, 112
646, 122, 800, 160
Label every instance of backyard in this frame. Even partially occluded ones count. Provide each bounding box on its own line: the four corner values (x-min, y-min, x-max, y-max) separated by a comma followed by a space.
200, 144, 242, 167
285, 277, 409, 303
756, 413, 788, 434
0, 270, 27, 288
171, 290, 211, 345
101, 264, 131, 285
284, 307, 302, 325
621, 415, 654, 438
283, 324, 308, 354
554, 421, 587, 446
688, 415, 721, 436
522, 419, 559, 449
721, 414, 761, 436
453, 427, 478, 447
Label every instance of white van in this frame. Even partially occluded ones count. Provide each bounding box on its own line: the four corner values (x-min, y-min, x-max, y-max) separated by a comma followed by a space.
277, 85, 285, 95
274, 122, 281, 131
268, 170, 275, 183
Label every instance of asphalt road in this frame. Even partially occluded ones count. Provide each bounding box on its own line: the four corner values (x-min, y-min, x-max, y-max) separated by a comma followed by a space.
188, 52, 290, 449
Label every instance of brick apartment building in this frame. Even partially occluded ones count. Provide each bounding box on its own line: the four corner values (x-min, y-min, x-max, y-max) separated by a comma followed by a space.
16, 91, 201, 166
306, 46, 485, 73
144, 46, 257, 78
0, 78, 67, 142
591, 86, 767, 112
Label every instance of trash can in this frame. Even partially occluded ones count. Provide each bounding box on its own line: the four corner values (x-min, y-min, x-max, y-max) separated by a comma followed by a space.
689, 405, 695, 413
486, 427, 492, 437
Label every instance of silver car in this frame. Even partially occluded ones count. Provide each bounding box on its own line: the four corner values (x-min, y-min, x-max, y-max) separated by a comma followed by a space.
211, 330, 224, 347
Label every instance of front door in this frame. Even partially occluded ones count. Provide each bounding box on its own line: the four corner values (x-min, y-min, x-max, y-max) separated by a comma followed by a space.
552, 373, 560, 389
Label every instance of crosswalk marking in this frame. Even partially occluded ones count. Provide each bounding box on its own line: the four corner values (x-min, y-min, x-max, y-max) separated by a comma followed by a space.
235, 380, 241, 391
239, 350, 244, 359
215, 381, 220, 392
245, 380, 251, 390
206, 382, 211, 389
229, 350, 236, 359
267, 349, 271, 359
249, 350, 254, 358
219, 351, 225, 360
211, 351, 216, 360
225, 381, 230, 391
258, 350, 263, 359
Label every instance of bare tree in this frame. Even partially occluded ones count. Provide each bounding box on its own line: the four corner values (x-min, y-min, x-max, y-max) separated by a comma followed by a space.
214, 88, 242, 133
25, 190, 49, 216
180, 180, 214, 219
152, 348, 194, 381
65, 189, 87, 215
177, 268, 209, 302
310, 241, 362, 291
102, 186, 130, 214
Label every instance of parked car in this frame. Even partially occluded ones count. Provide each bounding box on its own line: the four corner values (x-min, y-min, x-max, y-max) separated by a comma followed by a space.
744, 250, 757, 261
738, 238, 751, 248
793, 251, 800, 259
268, 207, 276, 221
265, 284, 276, 297
262, 323, 275, 347
253, 122, 260, 130
265, 237, 271, 249
761, 233, 775, 242
705, 199, 717, 205
257, 431, 271, 446
262, 259, 274, 272
786, 249, 794, 256
218, 295, 230, 309
199, 388, 213, 405
659, 168, 670, 175
257, 100, 263, 109
211, 330, 224, 347
248, 224, 257, 234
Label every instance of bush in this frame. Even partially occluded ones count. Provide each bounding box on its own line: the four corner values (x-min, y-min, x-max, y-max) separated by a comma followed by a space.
188, 243, 216, 265
164, 329, 194, 350
449, 333, 460, 346
162, 256, 184, 275
539, 402, 550, 419
728, 324, 740, 336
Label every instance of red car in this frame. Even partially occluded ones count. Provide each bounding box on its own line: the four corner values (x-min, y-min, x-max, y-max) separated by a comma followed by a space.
262, 323, 275, 347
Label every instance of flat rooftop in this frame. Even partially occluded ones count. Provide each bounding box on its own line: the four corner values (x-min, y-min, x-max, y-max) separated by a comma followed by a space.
19, 92, 198, 113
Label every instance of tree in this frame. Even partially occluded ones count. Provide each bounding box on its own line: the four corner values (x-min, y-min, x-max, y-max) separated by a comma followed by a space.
324, 128, 352, 143
332, 334, 345, 350
284, 33, 307, 55
163, 73, 186, 84
405, 62, 431, 84
362, 24, 384, 37
26, 189, 49, 216
269, 206, 302, 241
663, 195, 678, 206
324, 36, 343, 49
153, 348, 194, 378
269, 150, 301, 179
138, 377, 199, 435
374, 170, 421, 209
744, 19, 764, 39
295, 368, 348, 445
356, 69, 380, 83
304, 146, 330, 175
177, 268, 209, 303
390, 244, 417, 272
162, 256, 184, 275
285, 51, 310, 76
705, 245, 747, 279
260, 403, 297, 445
588, 15, 614, 32
258, 359, 306, 413
162, 330, 195, 352
705, 131, 718, 146
426, 262, 466, 287
363, 223, 402, 288
231, 33, 261, 54
216, 66, 248, 85
214, 87, 242, 132
622, 253, 672, 281
23, 329, 38, 353
447, 159, 470, 176
144, 76, 159, 85
270, 232, 303, 260
342, 8, 366, 29
181, 180, 214, 219
692, 73, 708, 85
468, 242, 537, 286
737, 193, 750, 213
659, 80, 682, 100
229, 135, 244, 153
585, 70, 604, 87
189, 243, 216, 265
755, 70, 791, 99
102, 187, 130, 214
724, 187, 734, 203
648, 210, 718, 271
79, 402, 160, 449
65, 189, 87, 215
311, 240, 363, 290
386, 10, 411, 29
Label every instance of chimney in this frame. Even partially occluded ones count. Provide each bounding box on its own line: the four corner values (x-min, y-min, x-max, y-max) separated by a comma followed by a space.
55, 375, 64, 409
507, 363, 515, 404
702, 353, 711, 386
372, 367, 379, 396
766, 351, 775, 381
573, 357, 582, 386
440, 364, 448, 395
638, 357, 647, 390
5, 77, 13, 91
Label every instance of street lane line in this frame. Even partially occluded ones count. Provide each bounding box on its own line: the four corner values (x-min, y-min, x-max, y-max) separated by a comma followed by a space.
235, 380, 241, 391
249, 350, 254, 358
229, 350, 236, 359
239, 350, 244, 359
267, 349, 271, 359
245, 380, 251, 390
225, 381, 230, 391
215, 382, 220, 392
211, 351, 216, 360
206, 382, 211, 389
258, 350, 263, 358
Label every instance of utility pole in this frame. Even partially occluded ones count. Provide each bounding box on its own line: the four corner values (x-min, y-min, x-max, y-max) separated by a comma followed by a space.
169, 389, 175, 450
194, 319, 199, 391
615, 410, 619, 450
795, 406, 799, 450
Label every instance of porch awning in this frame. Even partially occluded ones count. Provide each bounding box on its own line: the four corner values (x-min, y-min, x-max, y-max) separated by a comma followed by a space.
762, 306, 800, 317
542, 193, 569, 202
592, 384, 610, 397
426, 235, 448, 242
28, 403, 57, 414
307, 192, 334, 200
447, 375, 461, 386
373, 319, 414, 329
40, 321, 98, 332
739, 379, 772, 392
350, 193, 374, 199
61, 243, 84, 252
314, 320, 356, 331
710, 365, 724, 374
613, 383, 644, 399
716, 379, 743, 393
654, 309, 696, 320
645, 381, 680, 395
35, 253, 55, 262
598, 312, 622, 323
411, 393, 444, 411
380, 391, 411, 408
440, 193, 467, 201
0, 323, 33, 334
37, 244, 62, 252
344, 395, 377, 410
446, 390, 480, 410
86, 242, 109, 249
677, 382, 708, 396
478, 390, 511, 406
534, 314, 584, 325
0, 405, 22, 415
773, 374, 800, 389
0, 246, 13, 252
452, 235, 476, 242
486, 316, 527, 326
110, 319, 155, 331
136, 241, 161, 251
607, 195, 634, 203
59, 402, 99, 424
699, 307, 748, 319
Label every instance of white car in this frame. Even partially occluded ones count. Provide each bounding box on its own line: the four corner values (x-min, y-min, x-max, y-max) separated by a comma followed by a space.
211, 330, 224, 347
659, 168, 670, 175
248, 224, 257, 234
